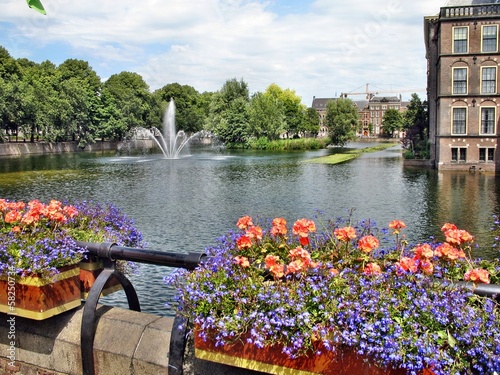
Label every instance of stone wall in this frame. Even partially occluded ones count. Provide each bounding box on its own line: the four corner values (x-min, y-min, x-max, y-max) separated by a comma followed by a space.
0, 306, 264, 375
0, 142, 122, 157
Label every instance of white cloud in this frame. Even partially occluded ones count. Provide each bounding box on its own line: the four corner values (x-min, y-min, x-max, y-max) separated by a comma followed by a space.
0, 0, 443, 104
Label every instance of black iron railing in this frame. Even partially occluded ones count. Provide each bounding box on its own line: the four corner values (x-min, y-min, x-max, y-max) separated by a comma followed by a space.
76, 241, 207, 375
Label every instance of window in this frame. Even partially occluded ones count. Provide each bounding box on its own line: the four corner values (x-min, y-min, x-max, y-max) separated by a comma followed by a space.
451, 147, 467, 162
479, 148, 495, 162
453, 27, 468, 53
481, 107, 496, 134
452, 107, 467, 134
481, 67, 496, 94
453, 68, 468, 94
482, 25, 498, 52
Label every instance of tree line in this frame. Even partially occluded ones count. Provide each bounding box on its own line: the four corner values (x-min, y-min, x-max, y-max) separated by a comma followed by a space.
0, 45, 427, 150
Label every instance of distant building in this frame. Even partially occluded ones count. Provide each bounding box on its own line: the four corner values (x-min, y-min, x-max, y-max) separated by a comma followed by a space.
311, 96, 407, 137
425, 0, 500, 171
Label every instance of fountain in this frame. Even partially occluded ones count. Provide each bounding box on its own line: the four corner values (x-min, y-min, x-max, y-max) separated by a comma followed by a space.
120, 99, 220, 158
122, 99, 196, 158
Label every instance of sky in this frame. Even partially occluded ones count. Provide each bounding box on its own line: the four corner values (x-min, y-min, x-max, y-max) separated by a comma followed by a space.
0, 0, 444, 105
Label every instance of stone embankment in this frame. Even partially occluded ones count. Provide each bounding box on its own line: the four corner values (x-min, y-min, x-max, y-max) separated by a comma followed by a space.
0, 305, 263, 375
0, 141, 121, 157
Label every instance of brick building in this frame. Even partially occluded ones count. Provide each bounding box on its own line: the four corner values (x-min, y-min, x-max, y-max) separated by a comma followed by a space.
425, 0, 500, 171
311, 96, 407, 137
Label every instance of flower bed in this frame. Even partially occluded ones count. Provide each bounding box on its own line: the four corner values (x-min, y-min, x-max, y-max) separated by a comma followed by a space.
168, 215, 500, 375
0, 199, 145, 315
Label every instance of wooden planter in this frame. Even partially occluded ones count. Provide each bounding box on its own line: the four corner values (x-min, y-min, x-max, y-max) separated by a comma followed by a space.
79, 259, 122, 299
0, 264, 81, 320
194, 330, 435, 375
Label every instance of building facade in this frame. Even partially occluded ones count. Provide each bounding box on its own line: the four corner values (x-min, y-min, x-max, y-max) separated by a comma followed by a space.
425, 0, 500, 172
311, 96, 407, 137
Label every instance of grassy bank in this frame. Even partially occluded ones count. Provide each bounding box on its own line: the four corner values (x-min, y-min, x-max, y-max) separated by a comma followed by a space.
304, 143, 398, 164
246, 137, 330, 150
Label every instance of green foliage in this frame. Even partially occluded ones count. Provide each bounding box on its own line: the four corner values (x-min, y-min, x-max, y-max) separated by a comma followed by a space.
304, 107, 321, 136
324, 98, 358, 147
265, 83, 306, 137
247, 137, 329, 151
153, 83, 207, 134
402, 94, 430, 159
247, 92, 285, 140
206, 78, 250, 144
382, 108, 403, 137
101, 72, 152, 140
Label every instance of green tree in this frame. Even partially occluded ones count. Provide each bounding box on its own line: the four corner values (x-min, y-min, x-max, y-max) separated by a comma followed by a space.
153, 83, 206, 134
403, 93, 429, 158
304, 107, 321, 137
206, 78, 250, 145
382, 108, 403, 137
324, 98, 358, 147
265, 83, 306, 137
101, 72, 152, 140
247, 92, 285, 140
55, 59, 101, 147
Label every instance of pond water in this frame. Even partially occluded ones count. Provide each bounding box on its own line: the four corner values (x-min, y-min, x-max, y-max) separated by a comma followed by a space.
1, 143, 499, 316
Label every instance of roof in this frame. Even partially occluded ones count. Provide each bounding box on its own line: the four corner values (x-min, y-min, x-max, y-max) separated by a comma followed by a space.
311, 98, 370, 110
311, 98, 332, 110
370, 96, 401, 103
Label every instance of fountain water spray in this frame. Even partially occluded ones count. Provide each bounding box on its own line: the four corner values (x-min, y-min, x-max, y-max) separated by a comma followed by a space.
123, 99, 219, 158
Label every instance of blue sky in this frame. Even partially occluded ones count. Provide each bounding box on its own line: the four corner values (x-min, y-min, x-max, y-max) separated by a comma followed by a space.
0, 0, 442, 105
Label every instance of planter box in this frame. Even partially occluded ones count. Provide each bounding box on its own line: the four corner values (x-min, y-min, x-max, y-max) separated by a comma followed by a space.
0, 264, 81, 320
79, 259, 122, 298
194, 330, 434, 375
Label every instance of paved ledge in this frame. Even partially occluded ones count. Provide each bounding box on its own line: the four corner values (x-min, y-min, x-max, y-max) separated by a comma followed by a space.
0, 304, 266, 375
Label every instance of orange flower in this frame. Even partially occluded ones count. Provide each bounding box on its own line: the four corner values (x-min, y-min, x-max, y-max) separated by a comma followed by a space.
286, 260, 306, 274
63, 205, 79, 218
236, 235, 253, 250
441, 223, 458, 233
396, 256, 418, 274
434, 243, 465, 260
236, 216, 254, 230
329, 268, 339, 276
21, 211, 40, 225
265, 254, 280, 268
11, 226, 21, 233
363, 262, 381, 276
292, 219, 316, 238
270, 218, 287, 236
265, 255, 284, 278
444, 229, 474, 246
414, 244, 433, 259
334, 227, 357, 242
357, 235, 379, 253
420, 260, 434, 275
233, 256, 250, 268
4, 210, 21, 224
464, 268, 490, 284
389, 220, 406, 233
246, 226, 263, 240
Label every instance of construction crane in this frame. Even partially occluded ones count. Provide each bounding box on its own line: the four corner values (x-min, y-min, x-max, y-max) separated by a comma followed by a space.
340, 83, 426, 100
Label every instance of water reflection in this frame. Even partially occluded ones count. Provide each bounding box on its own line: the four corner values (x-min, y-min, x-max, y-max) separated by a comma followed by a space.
0, 144, 499, 315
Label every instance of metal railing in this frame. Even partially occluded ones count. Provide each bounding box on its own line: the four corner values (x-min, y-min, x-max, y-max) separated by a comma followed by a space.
76, 241, 207, 375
